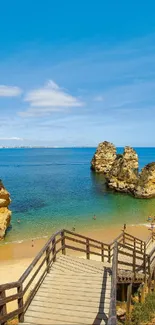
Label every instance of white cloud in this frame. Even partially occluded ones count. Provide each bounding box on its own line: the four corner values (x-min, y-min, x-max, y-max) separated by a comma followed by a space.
94, 95, 104, 102
0, 85, 22, 97
0, 137, 24, 140
20, 80, 84, 117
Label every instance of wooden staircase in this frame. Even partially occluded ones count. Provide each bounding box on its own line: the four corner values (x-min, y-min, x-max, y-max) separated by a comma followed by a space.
1, 229, 155, 325
23, 255, 111, 325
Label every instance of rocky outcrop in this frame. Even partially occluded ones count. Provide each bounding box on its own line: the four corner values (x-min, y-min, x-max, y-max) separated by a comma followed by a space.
91, 142, 155, 198
106, 147, 139, 193
134, 163, 155, 198
0, 180, 11, 240
91, 141, 117, 173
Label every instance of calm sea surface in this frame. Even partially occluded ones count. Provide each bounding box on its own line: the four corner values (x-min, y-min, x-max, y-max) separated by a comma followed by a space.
1, 147, 155, 244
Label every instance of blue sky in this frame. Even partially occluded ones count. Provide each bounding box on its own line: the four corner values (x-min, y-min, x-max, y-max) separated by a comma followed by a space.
0, 1, 155, 147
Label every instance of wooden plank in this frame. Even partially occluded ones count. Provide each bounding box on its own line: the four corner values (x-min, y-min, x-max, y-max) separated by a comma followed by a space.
33, 295, 110, 308
65, 235, 86, 246
0, 289, 7, 325
51, 257, 108, 268
17, 283, 24, 323
44, 277, 110, 286
0, 291, 23, 307
0, 307, 23, 324
37, 287, 111, 299
40, 283, 111, 292
26, 306, 109, 321
35, 291, 111, 303
29, 300, 110, 313
86, 238, 90, 259
0, 281, 20, 291
52, 258, 103, 274
24, 315, 85, 325
38, 285, 111, 294
23, 255, 47, 295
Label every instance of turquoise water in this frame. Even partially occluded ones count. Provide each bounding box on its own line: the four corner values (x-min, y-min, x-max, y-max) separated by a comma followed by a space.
0, 147, 155, 244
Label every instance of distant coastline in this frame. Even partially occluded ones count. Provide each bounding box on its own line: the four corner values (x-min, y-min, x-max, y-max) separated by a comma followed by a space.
0, 146, 96, 149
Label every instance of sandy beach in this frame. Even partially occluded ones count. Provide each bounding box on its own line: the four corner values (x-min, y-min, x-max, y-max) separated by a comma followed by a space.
0, 224, 151, 285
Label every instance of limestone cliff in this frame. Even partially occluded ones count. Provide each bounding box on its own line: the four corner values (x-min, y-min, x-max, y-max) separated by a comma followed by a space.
106, 147, 139, 193
91, 141, 116, 173
134, 163, 155, 198
0, 180, 11, 240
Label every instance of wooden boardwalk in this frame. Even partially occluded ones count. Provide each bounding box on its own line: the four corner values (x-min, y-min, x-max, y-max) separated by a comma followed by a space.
1, 229, 155, 325
23, 255, 111, 325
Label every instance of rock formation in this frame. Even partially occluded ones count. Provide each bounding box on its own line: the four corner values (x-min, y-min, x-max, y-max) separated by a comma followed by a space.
91, 141, 117, 173
91, 142, 155, 198
106, 147, 139, 193
134, 163, 155, 198
0, 180, 11, 240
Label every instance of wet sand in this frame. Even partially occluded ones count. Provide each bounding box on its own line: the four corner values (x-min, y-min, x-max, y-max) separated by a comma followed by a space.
0, 224, 152, 285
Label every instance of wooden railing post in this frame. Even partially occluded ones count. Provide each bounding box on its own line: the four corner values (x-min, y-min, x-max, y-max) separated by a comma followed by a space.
141, 241, 143, 252
0, 289, 7, 325
153, 268, 155, 292
17, 283, 24, 323
52, 237, 56, 262
86, 238, 90, 259
133, 238, 136, 280
123, 231, 125, 244
107, 241, 118, 325
101, 243, 104, 262
46, 246, 50, 272
61, 231, 66, 255
108, 245, 111, 263
148, 255, 151, 293
126, 283, 132, 322
144, 243, 146, 282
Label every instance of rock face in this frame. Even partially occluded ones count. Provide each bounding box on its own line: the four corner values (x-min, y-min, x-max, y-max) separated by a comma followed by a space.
106, 147, 139, 193
0, 180, 11, 240
134, 163, 155, 198
91, 141, 117, 173
91, 142, 155, 198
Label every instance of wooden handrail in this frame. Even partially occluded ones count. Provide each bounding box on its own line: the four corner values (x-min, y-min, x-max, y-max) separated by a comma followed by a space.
108, 241, 118, 325
19, 229, 63, 283
1, 227, 155, 324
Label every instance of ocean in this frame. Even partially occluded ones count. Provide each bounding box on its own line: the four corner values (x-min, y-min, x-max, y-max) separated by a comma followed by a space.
0, 147, 155, 244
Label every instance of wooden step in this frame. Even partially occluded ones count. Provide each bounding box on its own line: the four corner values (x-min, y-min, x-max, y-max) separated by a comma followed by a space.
48, 271, 111, 279
29, 300, 110, 314
35, 291, 111, 303
43, 278, 111, 288
25, 307, 108, 324
33, 295, 110, 308
41, 281, 111, 292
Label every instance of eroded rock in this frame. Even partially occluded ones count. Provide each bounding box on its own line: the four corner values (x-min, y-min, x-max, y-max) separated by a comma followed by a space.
134, 163, 155, 198
91, 141, 117, 174
90, 142, 155, 198
106, 147, 139, 193
0, 180, 11, 240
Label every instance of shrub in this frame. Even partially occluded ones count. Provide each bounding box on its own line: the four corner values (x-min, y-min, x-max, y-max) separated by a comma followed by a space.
130, 292, 155, 325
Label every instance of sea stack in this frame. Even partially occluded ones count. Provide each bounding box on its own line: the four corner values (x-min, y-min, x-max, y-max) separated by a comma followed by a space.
106, 146, 139, 193
0, 180, 11, 240
91, 142, 155, 198
91, 141, 117, 174
134, 163, 155, 198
